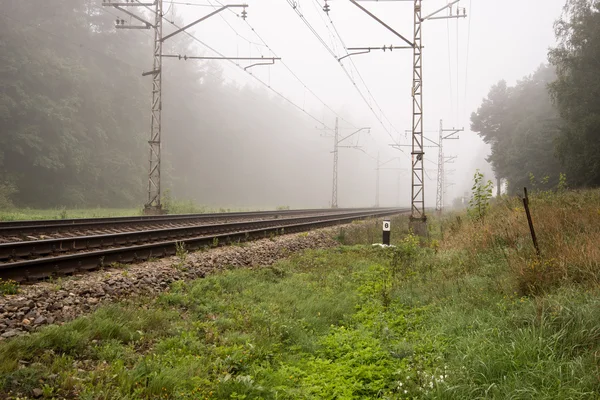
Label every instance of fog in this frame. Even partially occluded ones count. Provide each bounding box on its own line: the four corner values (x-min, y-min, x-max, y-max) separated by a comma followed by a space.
0, 0, 569, 210
172, 0, 565, 207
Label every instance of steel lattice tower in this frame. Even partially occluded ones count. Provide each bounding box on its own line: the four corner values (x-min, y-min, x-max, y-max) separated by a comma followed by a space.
331, 118, 339, 208
146, 0, 164, 214
410, 0, 426, 228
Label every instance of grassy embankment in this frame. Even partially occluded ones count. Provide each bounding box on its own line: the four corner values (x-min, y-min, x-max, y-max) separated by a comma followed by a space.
0, 190, 599, 399
0, 208, 140, 222
0, 204, 258, 222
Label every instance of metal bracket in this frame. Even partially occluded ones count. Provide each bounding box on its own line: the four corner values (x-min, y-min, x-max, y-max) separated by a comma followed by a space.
244, 58, 276, 70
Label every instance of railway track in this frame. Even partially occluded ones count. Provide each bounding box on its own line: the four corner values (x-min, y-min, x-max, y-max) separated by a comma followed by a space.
0, 208, 374, 242
0, 208, 407, 282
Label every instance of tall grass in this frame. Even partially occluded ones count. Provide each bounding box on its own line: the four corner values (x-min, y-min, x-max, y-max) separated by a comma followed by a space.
0, 208, 142, 221
442, 189, 600, 295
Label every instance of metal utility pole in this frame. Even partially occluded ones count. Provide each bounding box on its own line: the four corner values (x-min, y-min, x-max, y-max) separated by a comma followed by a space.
435, 120, 462, 213
148, 0, 163, 215
411, 0, 425, 226
435, 120, 444, 213
410, 0, 466, 232
329, 119, 370, 208
332, 118, 339, 208
345, 0, 466, 234
376, 152, 380, 207
103, 0, 164, 213
103, 1, 278, 214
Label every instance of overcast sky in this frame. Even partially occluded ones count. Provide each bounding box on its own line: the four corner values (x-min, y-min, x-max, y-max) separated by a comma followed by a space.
162, 0, 567, 207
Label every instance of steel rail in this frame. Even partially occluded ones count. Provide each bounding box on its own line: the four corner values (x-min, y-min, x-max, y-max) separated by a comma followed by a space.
0, 209, 398, 261
0, 208, 407, 282
0, 208, 374, 234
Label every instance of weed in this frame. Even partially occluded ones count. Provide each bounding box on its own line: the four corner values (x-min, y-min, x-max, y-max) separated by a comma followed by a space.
558, 172, 568, 192
175, 241, 188, 267
468, 169, 493, 220
335, 227, 346, 243
49, 277, 64, 292
0, 279, 19, 295
162, 189, 206, 215
0, 208, 139, 222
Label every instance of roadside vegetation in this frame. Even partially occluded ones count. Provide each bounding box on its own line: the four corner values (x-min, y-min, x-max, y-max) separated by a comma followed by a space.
0, 196, 257, 221
0, 208, 141, 222
0, 188, 599, 399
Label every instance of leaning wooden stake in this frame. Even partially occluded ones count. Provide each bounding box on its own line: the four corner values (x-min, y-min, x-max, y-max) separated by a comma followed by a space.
522, 187, 541, 256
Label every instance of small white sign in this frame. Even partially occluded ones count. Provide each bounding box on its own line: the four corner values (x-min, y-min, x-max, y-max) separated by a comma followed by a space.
383, 221, 391, 232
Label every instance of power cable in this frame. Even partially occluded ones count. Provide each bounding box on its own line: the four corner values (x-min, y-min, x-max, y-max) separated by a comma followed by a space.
236, 14, 359, 129
204, 0, 360, 130
283, 0, 402, 147
456, 11, 460, 126
169, 1, 216, 6
327, 12, 403, 145
176, 26, 335, 130
463, 0, 472, 128
206, 0, 267, 50
446, 18, 454, 124
131, 1, 336, 130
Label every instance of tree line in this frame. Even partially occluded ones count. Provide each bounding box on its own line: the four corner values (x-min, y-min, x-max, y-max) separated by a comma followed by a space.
0, 0, 346, 209
471, 0, 600, 194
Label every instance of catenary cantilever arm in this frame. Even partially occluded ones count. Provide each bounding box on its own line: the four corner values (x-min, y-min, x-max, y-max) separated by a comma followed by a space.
339, 127, 370, 144
114, 5, 155, 27
421, 0, 460, 21
338, 49, 371, 61
348, 0, 413, 47
161, 4, 247, 42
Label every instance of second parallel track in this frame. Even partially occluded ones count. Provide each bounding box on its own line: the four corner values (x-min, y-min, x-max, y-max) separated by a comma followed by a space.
0, 208, 408, 282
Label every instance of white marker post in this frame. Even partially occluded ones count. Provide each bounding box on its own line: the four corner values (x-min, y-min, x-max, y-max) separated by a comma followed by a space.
382, 219, 391, 246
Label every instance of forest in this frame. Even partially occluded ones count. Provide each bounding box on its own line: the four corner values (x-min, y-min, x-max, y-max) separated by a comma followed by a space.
0, 0, 345, 210
471, 0, 600, 194
2, 0, 600, 208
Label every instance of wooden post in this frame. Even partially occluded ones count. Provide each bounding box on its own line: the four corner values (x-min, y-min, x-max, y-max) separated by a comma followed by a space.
523, 187, 541, 256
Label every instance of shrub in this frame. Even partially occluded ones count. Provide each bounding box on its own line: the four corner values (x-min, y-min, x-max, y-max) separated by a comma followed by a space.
467, 169, 493, 220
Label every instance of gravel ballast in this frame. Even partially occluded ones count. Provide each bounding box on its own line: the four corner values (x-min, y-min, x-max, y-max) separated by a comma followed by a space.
0, 227, 344, 339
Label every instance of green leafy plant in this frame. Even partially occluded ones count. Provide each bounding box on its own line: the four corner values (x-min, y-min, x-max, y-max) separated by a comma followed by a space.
468, 170, 493, 220
558, 173, 567, 192
0, 181, 17, 210
0, 279, 19, 295
175, 241, 188, 267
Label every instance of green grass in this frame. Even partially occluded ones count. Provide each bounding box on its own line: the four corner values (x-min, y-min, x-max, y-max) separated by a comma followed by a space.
0, 206, 258, 221
1, 191, 599, 398
0, 208, 142, 221
0, 244, 447, 399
